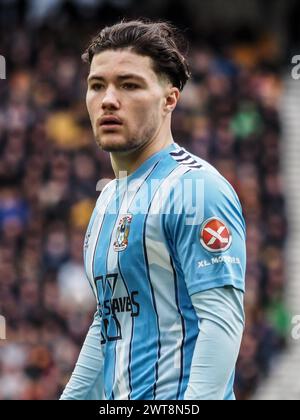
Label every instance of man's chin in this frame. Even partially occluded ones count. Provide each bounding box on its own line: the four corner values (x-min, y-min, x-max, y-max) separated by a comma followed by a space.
96, 136, 139, 153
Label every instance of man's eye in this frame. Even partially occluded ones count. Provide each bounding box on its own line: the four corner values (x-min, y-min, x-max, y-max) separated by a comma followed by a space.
90, 83, 104, 91
122, 83, 139, 90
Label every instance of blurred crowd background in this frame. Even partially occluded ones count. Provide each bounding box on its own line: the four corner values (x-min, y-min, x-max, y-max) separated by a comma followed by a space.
0, 0, 298, 400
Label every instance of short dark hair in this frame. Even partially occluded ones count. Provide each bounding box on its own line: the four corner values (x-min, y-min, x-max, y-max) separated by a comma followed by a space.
82, 19, 191, 91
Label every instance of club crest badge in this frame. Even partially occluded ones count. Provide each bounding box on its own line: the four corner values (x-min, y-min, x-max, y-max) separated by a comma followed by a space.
113, 215, 133, 252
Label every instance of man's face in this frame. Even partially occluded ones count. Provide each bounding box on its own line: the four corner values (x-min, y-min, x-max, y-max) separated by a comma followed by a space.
86, 49, 174, 153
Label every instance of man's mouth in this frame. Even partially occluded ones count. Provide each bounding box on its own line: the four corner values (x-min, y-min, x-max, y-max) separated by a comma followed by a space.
99, 116, 123, 129
100, 116, 123, 127
100, 124, 123, 131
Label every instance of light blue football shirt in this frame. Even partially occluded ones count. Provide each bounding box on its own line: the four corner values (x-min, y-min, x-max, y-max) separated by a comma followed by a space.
83, 142, 246, 400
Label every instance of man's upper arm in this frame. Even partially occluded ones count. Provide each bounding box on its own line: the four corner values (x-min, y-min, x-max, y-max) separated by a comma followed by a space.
164, 169, 246, 295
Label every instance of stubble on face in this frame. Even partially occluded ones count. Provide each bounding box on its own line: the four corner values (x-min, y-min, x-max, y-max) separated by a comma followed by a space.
95, 109, 160, 154
87, 50, 165, 155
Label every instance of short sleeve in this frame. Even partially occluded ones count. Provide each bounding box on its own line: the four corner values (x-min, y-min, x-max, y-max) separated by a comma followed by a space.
163, 169, 246, 296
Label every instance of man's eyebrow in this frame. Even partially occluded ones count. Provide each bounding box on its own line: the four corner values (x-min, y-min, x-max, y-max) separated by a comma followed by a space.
87, 73, 147, 83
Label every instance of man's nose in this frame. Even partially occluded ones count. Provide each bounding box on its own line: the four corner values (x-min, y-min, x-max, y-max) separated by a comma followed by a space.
101, 87, 120, 110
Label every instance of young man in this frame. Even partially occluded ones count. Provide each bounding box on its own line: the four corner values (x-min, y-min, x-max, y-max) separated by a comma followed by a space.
61, 20, 246, 400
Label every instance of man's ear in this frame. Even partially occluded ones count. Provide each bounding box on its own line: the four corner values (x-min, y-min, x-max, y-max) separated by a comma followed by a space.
164, 87, 180, 114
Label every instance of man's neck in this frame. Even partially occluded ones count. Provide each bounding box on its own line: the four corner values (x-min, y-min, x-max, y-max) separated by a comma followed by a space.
110, 136, 174, 179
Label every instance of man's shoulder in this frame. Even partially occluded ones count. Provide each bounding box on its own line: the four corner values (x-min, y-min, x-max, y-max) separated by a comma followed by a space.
168, 145, 225, 184
169, 145, 219, 174
170, 151, 233, 195
168, 150, 242, 217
